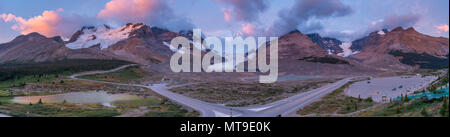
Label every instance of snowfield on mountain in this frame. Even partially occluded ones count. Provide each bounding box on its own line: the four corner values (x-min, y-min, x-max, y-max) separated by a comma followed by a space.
66, 24, 145, 50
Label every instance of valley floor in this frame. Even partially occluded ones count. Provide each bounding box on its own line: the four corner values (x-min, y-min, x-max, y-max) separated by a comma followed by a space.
0, 63, 198, 117
1, 61, 448, 117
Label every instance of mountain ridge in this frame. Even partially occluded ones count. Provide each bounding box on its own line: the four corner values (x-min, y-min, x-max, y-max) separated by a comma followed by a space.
349, 27, 449, 70
0, 24, 448, 72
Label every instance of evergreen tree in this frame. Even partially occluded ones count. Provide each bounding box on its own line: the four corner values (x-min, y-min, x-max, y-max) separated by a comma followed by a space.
421, 107, 429, 117
366, 97, 373, 102
160, 98, 169, 105
441, 98, 449, 117
405, 95, 409, 102
431, 85, 437, 92
446, 104, 449, 117
38, 98, 43, 104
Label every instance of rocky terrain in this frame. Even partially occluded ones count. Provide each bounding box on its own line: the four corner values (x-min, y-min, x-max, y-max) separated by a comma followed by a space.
349, 27, 449, 70
307, 33, 344, 55
0, 23, 193, 65
250, 30, 376, 77
0, 24, 448, 80
0, 33, 117, 63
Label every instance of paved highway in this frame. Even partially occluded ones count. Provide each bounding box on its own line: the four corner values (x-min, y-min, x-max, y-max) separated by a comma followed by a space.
71, 65, 353, 117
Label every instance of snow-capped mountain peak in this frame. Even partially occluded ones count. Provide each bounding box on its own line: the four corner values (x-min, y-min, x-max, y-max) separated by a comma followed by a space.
66, 23, 145, 50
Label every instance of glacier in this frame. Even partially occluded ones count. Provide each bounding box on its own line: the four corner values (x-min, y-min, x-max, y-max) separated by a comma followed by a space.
66, 24, 144, 50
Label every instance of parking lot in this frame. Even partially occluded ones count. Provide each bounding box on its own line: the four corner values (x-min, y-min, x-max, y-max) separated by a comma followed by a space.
346, 75, 438, 102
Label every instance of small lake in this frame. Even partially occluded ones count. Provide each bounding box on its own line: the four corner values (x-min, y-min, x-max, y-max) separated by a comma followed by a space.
12, 92, 140, 107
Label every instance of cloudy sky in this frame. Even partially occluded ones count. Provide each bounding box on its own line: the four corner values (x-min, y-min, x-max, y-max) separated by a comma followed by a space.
0, 0, 448, 43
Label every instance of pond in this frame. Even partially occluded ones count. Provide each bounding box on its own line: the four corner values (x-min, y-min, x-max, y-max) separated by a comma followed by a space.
12, 92, 140, 107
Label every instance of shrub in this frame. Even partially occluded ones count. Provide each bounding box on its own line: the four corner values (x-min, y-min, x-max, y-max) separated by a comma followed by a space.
160, 98, 169, 105
421, 107, 429, 117
441, 98, 449, 117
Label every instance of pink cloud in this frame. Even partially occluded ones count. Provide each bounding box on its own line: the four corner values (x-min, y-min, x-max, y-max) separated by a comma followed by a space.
1, 13, 23, 22
216, 0, 268, 22
1, 9, 95, 38
435, 24, 449, 34
98, 0, 166, 23
222, 8, 232, 22
57, 8, 65, 12
97, 0, 193, 31
2, 10, 63, 37
241, 23, 255, 35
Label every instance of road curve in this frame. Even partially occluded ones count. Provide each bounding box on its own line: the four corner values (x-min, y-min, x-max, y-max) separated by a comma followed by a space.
71, 65, 353, 117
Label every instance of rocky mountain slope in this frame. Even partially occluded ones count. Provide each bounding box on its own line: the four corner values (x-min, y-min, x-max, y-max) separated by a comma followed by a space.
306, 33, 343, 55
349, 27, 449, 70
0, 33, 117, 63
1, 24, 447, 76
246, 30, 375, 76
0, 23, 193, 65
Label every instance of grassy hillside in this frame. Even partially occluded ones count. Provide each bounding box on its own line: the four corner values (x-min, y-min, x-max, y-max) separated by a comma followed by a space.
357, 97, 448, 117
389, 51, 449, 69
78, 65, 146, 83
0, 59, 130, 88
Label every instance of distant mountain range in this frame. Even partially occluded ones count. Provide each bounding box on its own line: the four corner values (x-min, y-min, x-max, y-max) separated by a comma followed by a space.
0, 23, 186, 65
0, 23, 448, 75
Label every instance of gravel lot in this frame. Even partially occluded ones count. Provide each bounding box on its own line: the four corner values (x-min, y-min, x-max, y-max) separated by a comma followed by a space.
346, 75, 437, 102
